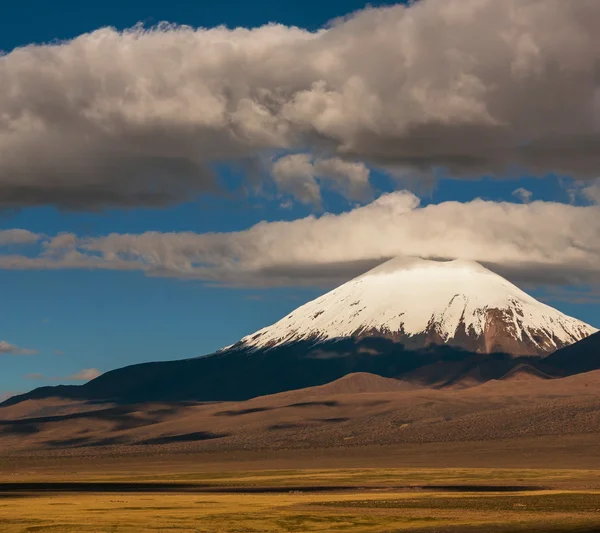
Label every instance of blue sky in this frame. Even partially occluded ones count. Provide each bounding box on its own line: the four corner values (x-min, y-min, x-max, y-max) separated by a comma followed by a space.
2, 0, 401, 50
0, 0, 598, 398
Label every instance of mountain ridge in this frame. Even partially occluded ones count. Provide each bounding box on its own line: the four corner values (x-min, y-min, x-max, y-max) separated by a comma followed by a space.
3, 369, 600, 455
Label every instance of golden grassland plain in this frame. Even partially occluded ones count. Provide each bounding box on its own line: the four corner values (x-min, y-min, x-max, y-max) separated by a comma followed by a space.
1, 467, 600, 533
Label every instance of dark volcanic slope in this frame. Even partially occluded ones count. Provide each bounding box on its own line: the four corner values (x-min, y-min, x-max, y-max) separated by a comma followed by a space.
2, 339, 534, 407
543, 331, 600, 376
4, 331, 599, 409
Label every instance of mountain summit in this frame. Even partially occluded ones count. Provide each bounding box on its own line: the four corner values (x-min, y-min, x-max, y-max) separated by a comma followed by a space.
238, 257, 596, 356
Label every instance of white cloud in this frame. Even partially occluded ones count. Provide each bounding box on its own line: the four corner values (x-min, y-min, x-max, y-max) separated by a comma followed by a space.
25, 368, 103, 382
271, 154, 372, 206
0, 192, 597, 288
2, 1, 600, 208
313, 158, 371, 202
0, 230, 41, 246
512, 187, 533, 204
272, 154, 322, 206
583, 179, 600, 204
0, 341, 38, 356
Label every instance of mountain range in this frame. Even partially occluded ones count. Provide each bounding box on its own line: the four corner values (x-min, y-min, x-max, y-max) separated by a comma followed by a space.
2, 366, 600, 456
3, 257, 597, 408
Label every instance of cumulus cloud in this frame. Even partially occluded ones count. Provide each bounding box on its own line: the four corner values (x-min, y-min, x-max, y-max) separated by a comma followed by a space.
0, 192, 597, 288
0, 341, 38, 356
2, 0, 600, 208
0, 230, 41, 246
512, 187, 533, 203
272, 154, 322, 206
313, 158, 371, 202
272, 154, 371, 206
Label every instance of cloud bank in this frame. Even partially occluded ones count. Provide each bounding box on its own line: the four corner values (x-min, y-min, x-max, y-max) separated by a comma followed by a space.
3, 0, 600, 208
0, 192, 598, 289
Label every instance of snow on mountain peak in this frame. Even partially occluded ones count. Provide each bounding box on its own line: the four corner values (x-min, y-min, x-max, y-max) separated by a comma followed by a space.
238, 257, 597, 356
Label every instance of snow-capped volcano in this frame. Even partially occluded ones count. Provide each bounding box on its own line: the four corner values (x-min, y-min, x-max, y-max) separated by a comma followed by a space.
238, 257, 597, 356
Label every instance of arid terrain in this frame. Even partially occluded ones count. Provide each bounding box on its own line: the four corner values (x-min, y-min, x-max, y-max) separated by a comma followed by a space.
3, 366, 600, 532
2, 369, 600, 460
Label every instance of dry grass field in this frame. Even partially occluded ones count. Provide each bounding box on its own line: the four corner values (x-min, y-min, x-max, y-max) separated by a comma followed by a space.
3, 488, 600, 533
0, 467, 600, 532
